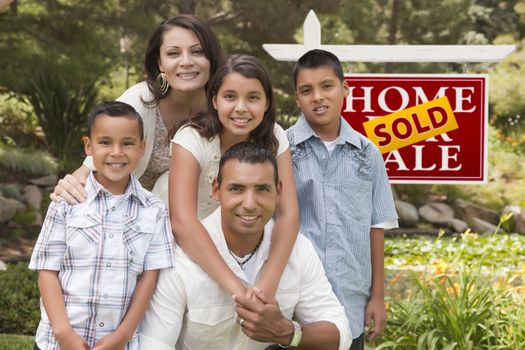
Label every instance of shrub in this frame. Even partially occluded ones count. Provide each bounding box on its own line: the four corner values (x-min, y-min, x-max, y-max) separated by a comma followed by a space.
0, 93, 42, 149
25, 69, 97, 172
0, 148, 57, 177
0, 262, 40, 335
378, 269, 510, 349
379, 218, 525, 349
0, 334, 34, 350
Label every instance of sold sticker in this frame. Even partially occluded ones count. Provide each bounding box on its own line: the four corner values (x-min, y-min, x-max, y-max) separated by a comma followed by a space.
363, 96, 459, 154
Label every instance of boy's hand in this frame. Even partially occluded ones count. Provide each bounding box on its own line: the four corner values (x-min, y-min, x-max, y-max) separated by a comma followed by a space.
92, 332, 128, 350
55, 328, 88, 350
365, 296, 387, 341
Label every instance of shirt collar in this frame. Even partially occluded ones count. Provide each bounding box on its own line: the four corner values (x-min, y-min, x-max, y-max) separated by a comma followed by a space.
293, 114, 363, 150
85, 171, 147, 206
203, 208, 273, 280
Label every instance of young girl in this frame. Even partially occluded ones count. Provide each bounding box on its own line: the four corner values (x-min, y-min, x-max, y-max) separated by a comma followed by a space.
169, 54, 299, 297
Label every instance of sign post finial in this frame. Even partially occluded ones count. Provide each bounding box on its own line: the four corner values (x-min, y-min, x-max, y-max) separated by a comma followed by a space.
303, 10, 321, 50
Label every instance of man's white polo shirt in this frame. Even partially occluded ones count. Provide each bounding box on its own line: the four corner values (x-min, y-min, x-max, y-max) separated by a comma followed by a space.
139, 208, 352, 350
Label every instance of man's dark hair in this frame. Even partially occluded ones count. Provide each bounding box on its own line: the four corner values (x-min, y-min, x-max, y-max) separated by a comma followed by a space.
87, 101, 144, 140
293, 49, 345, 89
217, 142, 279, 186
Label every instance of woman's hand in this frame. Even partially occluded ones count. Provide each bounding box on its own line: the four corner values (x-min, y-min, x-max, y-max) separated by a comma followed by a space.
50, 166, 90, 204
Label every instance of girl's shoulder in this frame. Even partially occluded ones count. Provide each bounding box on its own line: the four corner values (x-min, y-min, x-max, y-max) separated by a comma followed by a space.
173, 123, 219, 150
174, 123, 202, 140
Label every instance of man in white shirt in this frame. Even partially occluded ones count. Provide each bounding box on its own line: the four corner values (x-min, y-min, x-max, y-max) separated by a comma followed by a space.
139, 141, 352, 350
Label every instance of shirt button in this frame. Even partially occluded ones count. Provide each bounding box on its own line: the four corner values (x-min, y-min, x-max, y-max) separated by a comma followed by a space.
103, 293, 108, 299
106, 262, 111, 267
111, 206, 116, 211
322, 154, 327, 159
99, 322, 104, 327
109, 233, 114, 238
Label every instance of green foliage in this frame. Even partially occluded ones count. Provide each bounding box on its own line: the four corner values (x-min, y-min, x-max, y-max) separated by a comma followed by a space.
378, 269, 515, 349
0, 262, 40, 335
0, 1, 124, 94
25, 69, 97, 171
0, 334, 34, 350
385, 233, 525, 272
0, 147, 57, 177
12, 208, 37, 227
0, 94, 42, 148
489, 38, 525, 155
0, 210, 41, 246
380, 228, 525, 349
394, 130, 525, 210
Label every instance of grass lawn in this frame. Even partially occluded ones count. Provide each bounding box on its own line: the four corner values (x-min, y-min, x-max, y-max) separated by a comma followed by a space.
0, 333, 34, 350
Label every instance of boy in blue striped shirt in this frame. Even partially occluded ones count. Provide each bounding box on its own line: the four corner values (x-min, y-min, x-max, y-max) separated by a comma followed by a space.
286, 49, 398, 349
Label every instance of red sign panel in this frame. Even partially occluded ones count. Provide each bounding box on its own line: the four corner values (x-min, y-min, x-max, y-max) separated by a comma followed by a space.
342, 74, 488, 184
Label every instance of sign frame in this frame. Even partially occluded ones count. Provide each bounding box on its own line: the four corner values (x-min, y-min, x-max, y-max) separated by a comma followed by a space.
342, 73, 489, 184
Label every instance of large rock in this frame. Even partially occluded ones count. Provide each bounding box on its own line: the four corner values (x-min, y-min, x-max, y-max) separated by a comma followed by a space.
419, 202, 455, 226
23, 185, 43, 210
470, 217, 499, 234
517, 211, 525, 234
0, 195, 26, 223
502, 205, 525, 234
29, 175, 58, 187
454, 199, 500, 225
0, 183, 24, 201
391, 185, 399, 201
448, 218, 469, 233
395, 200, 419, 227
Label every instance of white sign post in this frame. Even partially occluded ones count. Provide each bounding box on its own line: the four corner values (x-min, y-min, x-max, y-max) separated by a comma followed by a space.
263, 10, 515, 184
263, 10, 515, 63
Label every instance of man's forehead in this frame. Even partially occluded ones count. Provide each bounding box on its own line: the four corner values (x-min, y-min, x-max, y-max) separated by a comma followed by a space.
221, 160, 275, 184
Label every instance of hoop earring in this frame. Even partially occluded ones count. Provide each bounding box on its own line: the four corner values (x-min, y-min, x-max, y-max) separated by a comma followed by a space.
156, 72, 169, 96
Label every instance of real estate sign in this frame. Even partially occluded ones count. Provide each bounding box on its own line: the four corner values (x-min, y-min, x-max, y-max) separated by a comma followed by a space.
342, 74, 488, 184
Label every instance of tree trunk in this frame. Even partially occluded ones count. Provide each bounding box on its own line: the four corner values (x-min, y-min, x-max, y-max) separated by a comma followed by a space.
178, 0, 195, 14
385, 0, 400, 73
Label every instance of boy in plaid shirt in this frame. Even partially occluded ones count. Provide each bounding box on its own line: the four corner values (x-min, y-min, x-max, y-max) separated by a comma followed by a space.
30, 101, 175, 350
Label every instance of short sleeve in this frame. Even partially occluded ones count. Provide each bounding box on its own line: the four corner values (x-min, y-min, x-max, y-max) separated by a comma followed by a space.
172, 126, 208, 169
140, 268, 186, 349
29, 202, 68, 271
274, 124, 290, 156
143, 203, 176, 271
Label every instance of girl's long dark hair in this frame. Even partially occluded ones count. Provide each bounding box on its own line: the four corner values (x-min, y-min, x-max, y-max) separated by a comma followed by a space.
187, 54, 278, 154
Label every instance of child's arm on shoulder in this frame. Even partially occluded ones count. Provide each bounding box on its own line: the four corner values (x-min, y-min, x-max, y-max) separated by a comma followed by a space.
92, 270, 159, 350
38, 270, 89, 350
169, 144, 246, 296
366, 227, 387, 341
255, 149, 299, 298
